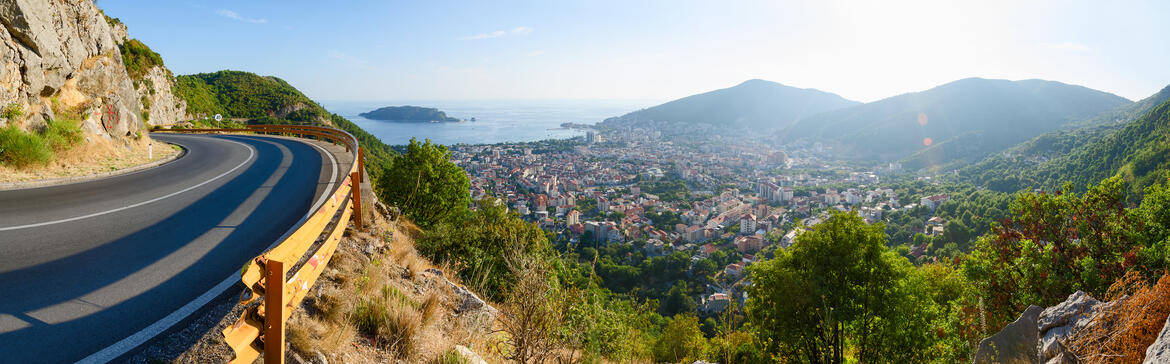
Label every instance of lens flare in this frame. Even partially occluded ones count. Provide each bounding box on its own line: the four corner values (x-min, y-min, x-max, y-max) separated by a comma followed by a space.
923, 137, 933, 146
918, 112, 928, 126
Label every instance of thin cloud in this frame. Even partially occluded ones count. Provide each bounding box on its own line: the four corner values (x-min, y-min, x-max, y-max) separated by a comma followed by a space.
526, 50, 545, 57
461, 26, 534, 40
1041, 42, 1091, 52
217, 9, 268, 24
327, 49, 380, 72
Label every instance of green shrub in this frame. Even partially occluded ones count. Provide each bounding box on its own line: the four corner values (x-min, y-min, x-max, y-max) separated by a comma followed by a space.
0, 126, 52, 167
119, 39, 164, 80
43, 118, 83, 152
2, 103, 23, 120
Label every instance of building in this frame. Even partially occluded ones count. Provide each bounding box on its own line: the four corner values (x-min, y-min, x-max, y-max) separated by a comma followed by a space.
735, 235, 764, 253
920, 194, 950, 210
725, 262, 745, 278
700, 293, 730, 315
586, 131, 604, 144
739, 214, 756, 235
566, 210, 581, 225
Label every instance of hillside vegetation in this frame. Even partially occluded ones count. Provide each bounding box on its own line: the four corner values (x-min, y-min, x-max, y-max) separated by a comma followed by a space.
779, 78, 1131, 169
962, 84, 1170, 196
172, 70, 396, 179
615, 79, 860, 129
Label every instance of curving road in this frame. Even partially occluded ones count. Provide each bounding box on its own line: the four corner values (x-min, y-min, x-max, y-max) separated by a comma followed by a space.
0, 133, 347, 363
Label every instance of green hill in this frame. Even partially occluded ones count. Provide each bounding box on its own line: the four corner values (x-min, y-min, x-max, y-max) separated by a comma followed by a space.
174, 70, 395, 179
614, 79, 860, 129
960, 86, 1170, 199
960, 84, 1170, 193
779, 78, 1131, 169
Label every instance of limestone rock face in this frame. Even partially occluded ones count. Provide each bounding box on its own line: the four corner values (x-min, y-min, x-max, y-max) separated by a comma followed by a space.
973, 305, 1043, 364
0, 0, 147, 136
133, 65, 187, 125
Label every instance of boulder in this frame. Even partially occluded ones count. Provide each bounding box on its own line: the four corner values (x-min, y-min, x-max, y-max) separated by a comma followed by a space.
1145, 314, 1170, 364
1038, 291, 1100, 332
1037, 291, 1101, 362
455, 345, 488, 364
973, 305, 1043, 364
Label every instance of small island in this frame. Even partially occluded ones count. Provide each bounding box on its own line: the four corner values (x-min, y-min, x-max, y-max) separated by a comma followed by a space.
359, 105, 460, 122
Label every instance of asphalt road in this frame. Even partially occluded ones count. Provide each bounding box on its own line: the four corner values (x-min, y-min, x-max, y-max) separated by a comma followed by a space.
0, 133, 342, 363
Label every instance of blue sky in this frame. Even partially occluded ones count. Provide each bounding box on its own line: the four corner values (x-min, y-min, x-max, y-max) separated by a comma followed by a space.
100, 0, 1170, 103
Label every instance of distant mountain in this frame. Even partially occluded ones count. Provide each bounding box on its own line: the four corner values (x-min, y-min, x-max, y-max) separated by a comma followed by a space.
779, 78, 1132, 169
611, 79, 860, 129
961, 84, 1170, 197
359, 106, 459, 122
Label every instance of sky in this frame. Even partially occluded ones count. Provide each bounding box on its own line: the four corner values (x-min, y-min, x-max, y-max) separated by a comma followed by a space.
100, 0, 1170, 104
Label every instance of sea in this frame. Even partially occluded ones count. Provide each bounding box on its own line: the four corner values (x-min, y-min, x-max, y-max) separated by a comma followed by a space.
320, 99, 656, 146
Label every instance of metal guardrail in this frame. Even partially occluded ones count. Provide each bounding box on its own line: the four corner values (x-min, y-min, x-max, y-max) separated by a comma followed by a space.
158, 125, 366, 364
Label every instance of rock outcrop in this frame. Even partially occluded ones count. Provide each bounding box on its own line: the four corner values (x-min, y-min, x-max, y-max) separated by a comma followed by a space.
973, 305, 1043, 364
976, 290, 1170, 364
0, 0, 184, 135
1146, 315, 1170, 363
131, 65, 186, 125
0, 0, 142, 135
1037, 291, 1101, 363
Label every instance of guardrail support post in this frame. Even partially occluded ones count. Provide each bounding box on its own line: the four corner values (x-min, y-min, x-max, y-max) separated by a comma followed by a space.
357, 147, 365, 184
351, 171, 364, 230
264, 260, 286, 364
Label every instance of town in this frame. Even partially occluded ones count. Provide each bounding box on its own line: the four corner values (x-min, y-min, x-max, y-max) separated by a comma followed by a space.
450, 124, 955, 318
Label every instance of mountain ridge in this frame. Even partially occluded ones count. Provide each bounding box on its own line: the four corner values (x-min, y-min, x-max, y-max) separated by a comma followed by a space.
778, 77, 1131, 169
604, 79, 860, 130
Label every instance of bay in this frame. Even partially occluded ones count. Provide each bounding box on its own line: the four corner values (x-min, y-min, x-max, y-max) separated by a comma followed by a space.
321, 99, 655, 146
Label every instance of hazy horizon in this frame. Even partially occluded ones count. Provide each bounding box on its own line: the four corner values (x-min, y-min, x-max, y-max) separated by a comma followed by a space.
101, 0, 1170, 103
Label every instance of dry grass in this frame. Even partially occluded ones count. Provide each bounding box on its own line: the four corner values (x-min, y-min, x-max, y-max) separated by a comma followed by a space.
0, 133, 177, 183
1067, 272, 1170, 363
283, 214, 502, 363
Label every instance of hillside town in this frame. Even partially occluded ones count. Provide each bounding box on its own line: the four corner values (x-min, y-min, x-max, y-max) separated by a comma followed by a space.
450, 126, 953, 315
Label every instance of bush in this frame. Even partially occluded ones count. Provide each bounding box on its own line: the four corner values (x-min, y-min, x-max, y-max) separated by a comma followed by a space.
2, 103, 23, 120
350, 285, 422, 359
376, 138, 470, 228
0, 126, 51, 167
43, 118, 83, 152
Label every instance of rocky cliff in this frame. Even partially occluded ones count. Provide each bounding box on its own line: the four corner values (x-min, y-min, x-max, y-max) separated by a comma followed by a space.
0, 0, 185, 138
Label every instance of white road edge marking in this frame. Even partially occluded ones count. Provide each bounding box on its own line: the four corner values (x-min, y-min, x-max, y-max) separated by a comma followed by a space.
305, 141, 339, 218
0, 139, 256, 232
76, 136, 341, 364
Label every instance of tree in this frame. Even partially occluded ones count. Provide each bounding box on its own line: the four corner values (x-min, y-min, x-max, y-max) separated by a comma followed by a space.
659, 282, 697, 316
376, 138, 470, 228
497, 256, 569, 364
653, 314, 706, 363
962, 176, 1144, 330
418, 199, 550, 300
746, 211, 941, 363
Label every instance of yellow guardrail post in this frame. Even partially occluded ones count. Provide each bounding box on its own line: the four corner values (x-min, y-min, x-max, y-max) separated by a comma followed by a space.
351, 171, 364, 230
357, 147, 365, 184
265, 259, 286, 364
